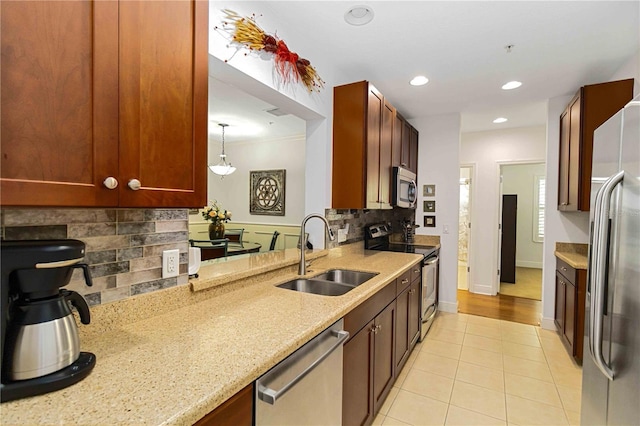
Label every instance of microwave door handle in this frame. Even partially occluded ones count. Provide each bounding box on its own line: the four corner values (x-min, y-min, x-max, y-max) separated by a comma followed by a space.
409, 180, 417, 205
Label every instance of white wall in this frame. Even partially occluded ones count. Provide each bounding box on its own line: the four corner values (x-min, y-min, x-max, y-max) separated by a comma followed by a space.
413, 113, 461, 314
460, 126, 546, 295
209, 135, 306, 225
501, 163, 545, 269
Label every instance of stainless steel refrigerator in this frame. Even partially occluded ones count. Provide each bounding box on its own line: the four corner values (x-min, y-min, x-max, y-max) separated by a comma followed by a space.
581, 94, 639, 425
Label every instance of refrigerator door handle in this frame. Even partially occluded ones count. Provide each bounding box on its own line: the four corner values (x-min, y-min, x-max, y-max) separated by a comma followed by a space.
589, 170, 624, 381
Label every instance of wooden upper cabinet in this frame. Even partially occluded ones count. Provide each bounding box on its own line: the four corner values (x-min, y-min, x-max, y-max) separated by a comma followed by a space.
408, 125, 419, 174
1, 1, 119, 206
392, 113, 403, 168
118, 0, 207, 207
380, 99, 394, 209
332, 81, 400, 209
333, 80, 396, 209
557, 78, 633, 211
0, 0, 207, 208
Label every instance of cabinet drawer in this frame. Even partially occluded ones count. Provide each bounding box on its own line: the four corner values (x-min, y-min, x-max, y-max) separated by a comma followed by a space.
409, 262, 422, 284
396, 270, 412, 295
556, 258, 576, 283
345, 280, 396, 338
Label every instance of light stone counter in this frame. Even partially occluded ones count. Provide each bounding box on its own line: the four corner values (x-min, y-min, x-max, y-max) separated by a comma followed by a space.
555, 242, 589, 270
2, 243, 422, 425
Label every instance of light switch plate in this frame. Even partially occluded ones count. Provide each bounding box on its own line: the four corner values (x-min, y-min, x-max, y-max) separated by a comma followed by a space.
162, 249, 180, 278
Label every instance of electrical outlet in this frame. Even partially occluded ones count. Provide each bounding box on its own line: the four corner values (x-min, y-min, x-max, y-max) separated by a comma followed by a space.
337, 229, 347, 243
162, 249, 179, 278
443, 225, 449, 234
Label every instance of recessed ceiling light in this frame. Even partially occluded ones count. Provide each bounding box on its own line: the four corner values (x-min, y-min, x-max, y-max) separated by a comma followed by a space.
493, 117, 508, 124
501, 81, 522, 90
344, 5, 374, 26
410, 76, 429, 86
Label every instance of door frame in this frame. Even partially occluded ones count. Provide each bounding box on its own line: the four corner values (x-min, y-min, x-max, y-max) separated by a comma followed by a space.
459, 163, 475, 292
495, 160, 545, 294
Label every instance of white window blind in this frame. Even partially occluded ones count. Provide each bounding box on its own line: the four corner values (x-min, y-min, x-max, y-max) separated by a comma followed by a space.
534, 176, 545, 242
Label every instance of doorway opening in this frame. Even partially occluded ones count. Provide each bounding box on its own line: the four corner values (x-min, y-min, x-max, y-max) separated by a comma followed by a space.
498, 162, 545, 301
458, 166, 473, 290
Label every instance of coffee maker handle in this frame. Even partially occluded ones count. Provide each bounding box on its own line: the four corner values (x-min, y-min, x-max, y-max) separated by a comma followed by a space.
62, 290, 91, 325
73, 263, 93, 287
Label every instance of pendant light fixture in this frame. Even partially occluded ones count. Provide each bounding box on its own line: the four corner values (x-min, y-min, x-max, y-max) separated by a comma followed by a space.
209, 123, 236, 177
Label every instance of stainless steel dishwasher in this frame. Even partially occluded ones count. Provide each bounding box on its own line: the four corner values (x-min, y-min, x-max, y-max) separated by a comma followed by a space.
255, 319, 349, 425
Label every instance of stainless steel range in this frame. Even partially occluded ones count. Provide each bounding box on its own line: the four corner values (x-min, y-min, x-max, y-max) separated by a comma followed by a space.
365, 223, 439, 341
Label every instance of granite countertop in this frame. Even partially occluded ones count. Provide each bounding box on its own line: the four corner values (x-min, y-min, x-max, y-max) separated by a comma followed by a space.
555, 242, 589, 270
2, 243, 422, 425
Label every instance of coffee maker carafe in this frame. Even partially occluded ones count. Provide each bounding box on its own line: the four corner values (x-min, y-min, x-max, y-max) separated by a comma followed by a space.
1, 239, 96, 402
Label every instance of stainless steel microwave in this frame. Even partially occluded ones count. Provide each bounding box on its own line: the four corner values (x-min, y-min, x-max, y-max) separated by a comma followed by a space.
392, 167, 417, 208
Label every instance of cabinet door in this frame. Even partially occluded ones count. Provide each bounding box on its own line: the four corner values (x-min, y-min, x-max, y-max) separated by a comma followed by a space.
366, 86, 383, 209
343, 321, 375, 426
401, 120, 411, 169
567, 95, 581, 210
554, 272, 566, 333
392, 113, 403, 168
395, 286, 410, 372
564, 280, 576, 350
373, 302, 396, 414
379, 99, 394, 208
195, 384, 253, 426
118, 0, 207, 207
409, 125, 419, 174
408, 279, 421, 346
1, 0, 119, 206
558, 108, 570, 210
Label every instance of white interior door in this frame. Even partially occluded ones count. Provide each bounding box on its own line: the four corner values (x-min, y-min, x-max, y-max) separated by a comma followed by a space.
458, 166, 473, 290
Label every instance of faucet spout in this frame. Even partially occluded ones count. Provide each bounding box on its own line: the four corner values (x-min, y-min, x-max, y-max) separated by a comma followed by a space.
299, 213, 335, 275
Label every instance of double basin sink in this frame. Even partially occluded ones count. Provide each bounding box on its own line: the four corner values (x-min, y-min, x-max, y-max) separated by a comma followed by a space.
277, 269, 378, 296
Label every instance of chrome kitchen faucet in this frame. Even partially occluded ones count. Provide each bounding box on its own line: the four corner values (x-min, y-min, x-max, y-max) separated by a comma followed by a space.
299, 214, 335, 275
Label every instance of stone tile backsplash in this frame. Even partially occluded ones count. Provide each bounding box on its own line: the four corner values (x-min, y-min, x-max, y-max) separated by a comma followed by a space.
1, 208, 189, 306
325, 207, 416, 249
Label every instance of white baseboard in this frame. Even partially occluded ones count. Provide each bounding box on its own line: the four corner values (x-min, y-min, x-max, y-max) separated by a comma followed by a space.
470, 285, 494, 296
438, 300, 458, 313
516, 261, 543, 269
540, 316, 556, 330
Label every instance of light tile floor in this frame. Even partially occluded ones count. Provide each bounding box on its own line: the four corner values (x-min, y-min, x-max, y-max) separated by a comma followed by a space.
373, 312, 582, 426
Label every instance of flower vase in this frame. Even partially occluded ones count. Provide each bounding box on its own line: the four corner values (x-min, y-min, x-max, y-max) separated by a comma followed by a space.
209, 222, 225, 240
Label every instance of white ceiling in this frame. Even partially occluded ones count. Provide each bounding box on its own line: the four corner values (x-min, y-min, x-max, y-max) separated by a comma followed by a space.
210, 1, 639, 140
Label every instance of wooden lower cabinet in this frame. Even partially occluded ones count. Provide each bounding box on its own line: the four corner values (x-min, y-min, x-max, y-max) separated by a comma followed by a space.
343, 301, 396, 426
343, 263, 422, 426
554, 257, 587, 364
395, 270, 421, 373
194, 384, 253, 426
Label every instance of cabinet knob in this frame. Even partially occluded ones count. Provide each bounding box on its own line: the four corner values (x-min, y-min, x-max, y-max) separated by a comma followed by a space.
562, 267, 567, 272
401, 278, 409, 285
128, 179, 142, 191
103, 177, 119, 190
413, 269, 420, 274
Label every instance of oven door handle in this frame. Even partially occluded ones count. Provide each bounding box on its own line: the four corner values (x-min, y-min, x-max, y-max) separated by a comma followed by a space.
422, 303, 438, 324
424, 256, 438, 265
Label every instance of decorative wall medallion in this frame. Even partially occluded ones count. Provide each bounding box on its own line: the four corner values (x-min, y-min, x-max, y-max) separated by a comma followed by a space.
250, 169, 286, 216
424, 200, 436, 212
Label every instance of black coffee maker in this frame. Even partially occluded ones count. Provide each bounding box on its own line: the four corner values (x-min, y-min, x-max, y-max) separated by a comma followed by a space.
1, 239, 96, 402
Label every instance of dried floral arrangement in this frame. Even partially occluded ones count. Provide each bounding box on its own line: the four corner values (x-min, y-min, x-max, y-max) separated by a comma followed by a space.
216, 9, 325, 93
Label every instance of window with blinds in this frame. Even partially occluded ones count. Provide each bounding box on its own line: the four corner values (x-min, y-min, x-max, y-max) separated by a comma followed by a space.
534, 176, 545, 242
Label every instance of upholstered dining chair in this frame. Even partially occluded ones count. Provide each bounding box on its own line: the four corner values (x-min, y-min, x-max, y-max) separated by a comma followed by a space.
189, 238, 229, 261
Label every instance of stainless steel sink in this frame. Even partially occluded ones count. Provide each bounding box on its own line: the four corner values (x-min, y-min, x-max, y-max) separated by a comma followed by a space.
276, 269, 378, 296
277, 279, 356, 296
312, 269, 378, 286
